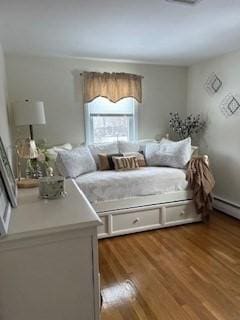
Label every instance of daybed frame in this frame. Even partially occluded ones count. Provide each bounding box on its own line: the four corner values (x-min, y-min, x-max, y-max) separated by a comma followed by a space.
95, 155, 209, 238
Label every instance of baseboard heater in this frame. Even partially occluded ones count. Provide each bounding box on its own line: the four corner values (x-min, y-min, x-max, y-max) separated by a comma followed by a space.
214, 196, 240, 220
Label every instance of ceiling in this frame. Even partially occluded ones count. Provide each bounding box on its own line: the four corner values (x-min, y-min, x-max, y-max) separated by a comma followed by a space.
1, 0, 240, 66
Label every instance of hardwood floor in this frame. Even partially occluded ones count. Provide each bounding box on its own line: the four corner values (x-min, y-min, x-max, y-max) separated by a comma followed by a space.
99, 211, 240, 320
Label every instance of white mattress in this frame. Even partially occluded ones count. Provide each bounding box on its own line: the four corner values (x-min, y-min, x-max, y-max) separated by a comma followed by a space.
75, 167, 189, 203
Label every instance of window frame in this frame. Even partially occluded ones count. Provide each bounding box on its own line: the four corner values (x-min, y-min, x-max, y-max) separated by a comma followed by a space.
84, 98, 138, 145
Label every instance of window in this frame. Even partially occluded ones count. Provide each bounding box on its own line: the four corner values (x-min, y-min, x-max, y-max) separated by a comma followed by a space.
85, 97, 138, 144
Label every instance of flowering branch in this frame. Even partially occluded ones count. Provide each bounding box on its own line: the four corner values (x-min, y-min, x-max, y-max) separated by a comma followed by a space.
169, 113, 206, 140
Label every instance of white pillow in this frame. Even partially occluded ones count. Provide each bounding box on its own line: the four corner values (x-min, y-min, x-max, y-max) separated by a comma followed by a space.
88, 142, 119, 166
56, 146, 96, 178
144, 143, 160, 163
118, 141, 140, 153
46, 143, 73, 175
47, 143, 73, 160
118, 139, 157, 153
139, 139, 157, 154
145, 137, 192, 169
138, 139, 157, 144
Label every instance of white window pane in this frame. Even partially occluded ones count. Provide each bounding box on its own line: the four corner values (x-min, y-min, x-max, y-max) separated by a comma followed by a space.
92, 116, 131, 143
85, 97, 138, 144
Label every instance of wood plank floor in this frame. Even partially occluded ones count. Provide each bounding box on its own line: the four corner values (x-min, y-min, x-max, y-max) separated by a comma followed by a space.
99, 211, 240, 320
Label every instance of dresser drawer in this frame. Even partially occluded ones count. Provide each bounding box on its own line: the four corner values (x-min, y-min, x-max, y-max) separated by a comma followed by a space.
165, 203, 199, 223
112, 208, 161, 233
98, 216, 108, 236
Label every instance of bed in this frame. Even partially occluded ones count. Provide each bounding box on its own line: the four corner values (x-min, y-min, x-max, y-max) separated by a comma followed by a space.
51, 141, 205, 238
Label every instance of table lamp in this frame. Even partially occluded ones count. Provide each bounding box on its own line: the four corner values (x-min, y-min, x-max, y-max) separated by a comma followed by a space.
13, 100, 46, 140
13, 100, 46, 188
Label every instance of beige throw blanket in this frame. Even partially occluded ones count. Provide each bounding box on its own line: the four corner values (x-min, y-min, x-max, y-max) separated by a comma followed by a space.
186, 157, 215, 220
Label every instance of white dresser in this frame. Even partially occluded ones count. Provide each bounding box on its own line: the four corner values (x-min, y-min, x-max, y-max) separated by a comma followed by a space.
0, 179, 101, 320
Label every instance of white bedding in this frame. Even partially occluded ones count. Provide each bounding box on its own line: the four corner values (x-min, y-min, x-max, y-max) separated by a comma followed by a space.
75, 167, 189, 203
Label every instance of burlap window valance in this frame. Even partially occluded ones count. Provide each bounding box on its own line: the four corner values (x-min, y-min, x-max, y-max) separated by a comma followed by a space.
83, 72, 142, 103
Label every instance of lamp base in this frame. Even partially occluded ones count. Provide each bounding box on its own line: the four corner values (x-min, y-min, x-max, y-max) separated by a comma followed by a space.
17, 178, 39, 189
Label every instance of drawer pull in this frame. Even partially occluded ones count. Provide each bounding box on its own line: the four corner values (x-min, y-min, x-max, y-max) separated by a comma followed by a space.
133, 218, 140, 224
180, 211, 186, 216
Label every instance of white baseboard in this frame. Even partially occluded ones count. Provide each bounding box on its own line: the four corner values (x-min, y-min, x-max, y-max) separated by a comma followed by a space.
213, 196, 240, 220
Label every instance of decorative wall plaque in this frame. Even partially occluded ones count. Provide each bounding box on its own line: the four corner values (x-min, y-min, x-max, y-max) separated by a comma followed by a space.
205, 73, 222, 95
220, 94, 240, 118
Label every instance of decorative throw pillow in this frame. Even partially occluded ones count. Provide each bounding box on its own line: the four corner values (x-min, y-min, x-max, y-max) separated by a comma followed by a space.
56, 146, 96, 178
145, 137, 192, 169
98, 153, 110, 171
112, 156, 139, 171
98, 153, 123, 170
88, 142, 119, 167
123, 152, 146, 167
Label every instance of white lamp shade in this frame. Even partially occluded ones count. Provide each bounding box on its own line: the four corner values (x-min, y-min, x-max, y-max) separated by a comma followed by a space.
13, 100, 46, 126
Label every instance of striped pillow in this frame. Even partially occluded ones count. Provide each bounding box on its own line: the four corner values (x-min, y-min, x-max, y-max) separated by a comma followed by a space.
112, 156, 139, 171
123, 152, 146, 167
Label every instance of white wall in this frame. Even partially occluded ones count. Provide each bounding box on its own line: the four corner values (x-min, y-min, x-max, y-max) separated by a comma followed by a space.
5, 54, 187, 146
0, 44, 12, 160
187, 51, 240, 206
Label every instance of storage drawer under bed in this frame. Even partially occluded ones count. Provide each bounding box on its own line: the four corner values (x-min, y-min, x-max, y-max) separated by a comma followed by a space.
112, 208, 161, 233
165, 202, 200, 225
